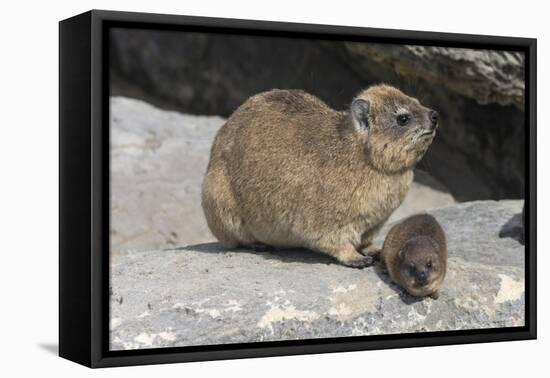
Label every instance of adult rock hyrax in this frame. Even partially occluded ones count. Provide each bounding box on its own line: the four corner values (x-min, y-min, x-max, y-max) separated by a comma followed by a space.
381, 214, 447, 298
201, 84, 439, 268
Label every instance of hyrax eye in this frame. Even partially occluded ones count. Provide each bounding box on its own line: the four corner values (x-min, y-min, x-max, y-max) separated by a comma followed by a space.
426, 261, 433, 269
396, 114, 411, 126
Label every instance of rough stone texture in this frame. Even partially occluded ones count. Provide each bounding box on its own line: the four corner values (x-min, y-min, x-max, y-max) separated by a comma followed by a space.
110, 30, 526, 201
345, 44, 525, 109
110, 97, 223, 252
110, 97, 455, 252
341, 43, 526, 201
110, 200, 525, 350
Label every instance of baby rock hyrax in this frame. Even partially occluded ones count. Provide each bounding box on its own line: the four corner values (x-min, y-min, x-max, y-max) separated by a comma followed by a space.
202, 84, 439, 268
381, 214, 447, 298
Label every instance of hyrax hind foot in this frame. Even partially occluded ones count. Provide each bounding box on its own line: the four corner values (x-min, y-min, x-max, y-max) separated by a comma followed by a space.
326, 244, 375, 269
251, 242, 274, 252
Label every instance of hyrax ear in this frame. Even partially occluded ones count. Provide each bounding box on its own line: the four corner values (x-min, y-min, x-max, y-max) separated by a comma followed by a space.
351, 98, 370, 130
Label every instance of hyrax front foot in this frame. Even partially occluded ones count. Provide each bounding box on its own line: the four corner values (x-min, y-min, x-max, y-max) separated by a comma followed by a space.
358, 243, 381, 260
327, 244, 375, 269
344, 255, 375, 269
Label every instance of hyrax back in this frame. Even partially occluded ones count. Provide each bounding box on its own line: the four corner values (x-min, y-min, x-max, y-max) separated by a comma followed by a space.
381, 214, 447, 298
202, 85, 439, 268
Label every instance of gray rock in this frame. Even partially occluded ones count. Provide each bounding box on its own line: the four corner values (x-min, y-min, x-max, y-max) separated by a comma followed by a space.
110, 97, 455, 253
110, 200, 525, 350
109, 29, 363, 116
345, 44, 525, 109
342, 44, 526, 201
110, 97, 224, 252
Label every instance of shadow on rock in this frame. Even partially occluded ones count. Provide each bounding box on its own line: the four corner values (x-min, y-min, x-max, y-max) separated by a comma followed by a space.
371, 263, 424, 305
414, 169, 452, 193
499, 212, 524, 245
174, 242, 336, 266
172, 242, 225, 253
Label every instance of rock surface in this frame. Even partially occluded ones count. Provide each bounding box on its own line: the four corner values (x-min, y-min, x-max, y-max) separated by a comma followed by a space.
345, 44, 525, 110
110, 30, 526, 200
110, 97, 223, 252
341, 44, 526, 201
110, 97, 455, 252
110, 200, 525, 350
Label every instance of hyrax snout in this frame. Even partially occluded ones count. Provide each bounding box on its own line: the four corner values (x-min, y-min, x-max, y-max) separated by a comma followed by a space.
201, 85, 438, 268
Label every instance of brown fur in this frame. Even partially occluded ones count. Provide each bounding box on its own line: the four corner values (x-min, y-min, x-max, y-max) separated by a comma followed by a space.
201, 84, 438, 268
381, 214, 447, 297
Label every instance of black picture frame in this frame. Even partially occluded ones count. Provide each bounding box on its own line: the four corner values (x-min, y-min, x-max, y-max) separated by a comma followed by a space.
59, 9, 537, 368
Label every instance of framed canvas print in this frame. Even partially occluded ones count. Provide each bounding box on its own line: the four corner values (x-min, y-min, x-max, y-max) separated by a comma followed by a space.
59, 10, 537, 368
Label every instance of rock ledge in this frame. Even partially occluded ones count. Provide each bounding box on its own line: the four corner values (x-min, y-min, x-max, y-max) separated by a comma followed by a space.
110, 200, 524, 350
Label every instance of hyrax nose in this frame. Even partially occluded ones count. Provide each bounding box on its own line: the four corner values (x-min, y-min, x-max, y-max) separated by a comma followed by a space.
429, 110, 439, 129
417, 271, 428, 283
